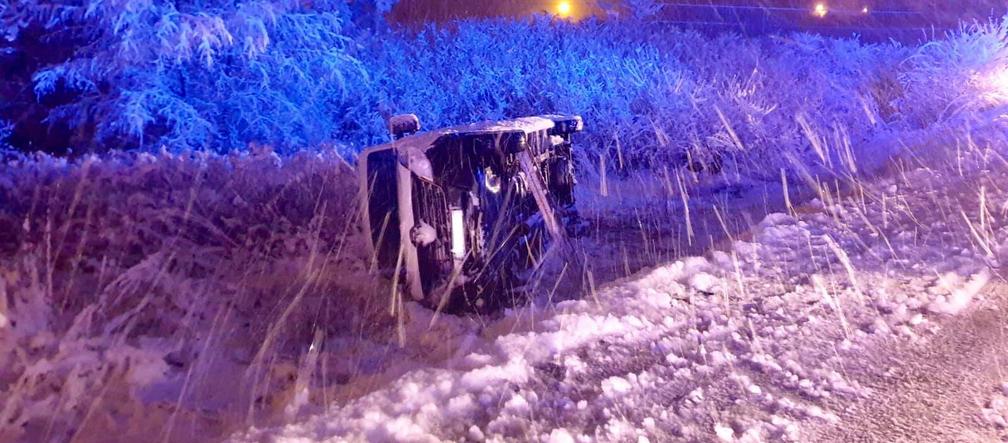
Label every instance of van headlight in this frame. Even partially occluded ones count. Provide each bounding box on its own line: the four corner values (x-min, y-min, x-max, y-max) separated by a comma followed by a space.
450, 208, 466, 260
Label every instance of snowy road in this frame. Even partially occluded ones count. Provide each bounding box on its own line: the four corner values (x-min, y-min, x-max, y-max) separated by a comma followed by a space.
810, 285, 1008, 441
238, 127, 1008, 442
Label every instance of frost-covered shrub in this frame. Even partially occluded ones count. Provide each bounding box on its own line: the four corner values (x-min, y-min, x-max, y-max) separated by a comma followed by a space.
362, 19, 682, 150
361, 15, 1007, 177
899, 17, 1008, 126
675, 33, 907, 176
362, 18, 909, 176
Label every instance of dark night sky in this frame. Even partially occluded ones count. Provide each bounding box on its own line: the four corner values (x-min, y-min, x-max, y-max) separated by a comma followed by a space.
388, 0, 1006, 26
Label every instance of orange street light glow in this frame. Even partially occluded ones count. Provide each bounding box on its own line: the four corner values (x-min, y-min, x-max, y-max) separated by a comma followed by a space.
556, 1, 573, 17
813, 2, 828, 17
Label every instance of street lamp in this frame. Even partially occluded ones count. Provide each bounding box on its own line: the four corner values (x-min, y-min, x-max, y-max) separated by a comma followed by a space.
812, 2, 828, 17
556, 0, 573, 17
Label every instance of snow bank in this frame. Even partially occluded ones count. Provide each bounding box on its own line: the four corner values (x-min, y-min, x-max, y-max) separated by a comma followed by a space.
245, 127, 1008, 441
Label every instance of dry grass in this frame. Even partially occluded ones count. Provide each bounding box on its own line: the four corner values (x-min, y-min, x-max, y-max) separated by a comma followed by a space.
0, 148, 391, 442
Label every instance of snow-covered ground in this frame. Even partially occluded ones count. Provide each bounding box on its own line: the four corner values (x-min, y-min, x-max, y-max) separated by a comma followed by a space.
236, 121, 1008, 442
2, 121, 1005, 443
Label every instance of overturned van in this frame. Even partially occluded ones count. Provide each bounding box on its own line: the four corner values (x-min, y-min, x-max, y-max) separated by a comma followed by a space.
359, 114, 584, 311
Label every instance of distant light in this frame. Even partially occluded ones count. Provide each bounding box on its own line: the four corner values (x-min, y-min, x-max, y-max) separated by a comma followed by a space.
996, 70, 1008, 90
862, 6, 869, 14
989, 69, 1008, 102
556, 0, 573, 17
812, 2, 828, 17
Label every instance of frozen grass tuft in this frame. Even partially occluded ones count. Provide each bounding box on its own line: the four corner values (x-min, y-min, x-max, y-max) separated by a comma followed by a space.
0, 148, 389, 441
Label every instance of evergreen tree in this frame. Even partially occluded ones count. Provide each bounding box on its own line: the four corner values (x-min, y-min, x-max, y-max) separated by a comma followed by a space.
0, 0, 395, 153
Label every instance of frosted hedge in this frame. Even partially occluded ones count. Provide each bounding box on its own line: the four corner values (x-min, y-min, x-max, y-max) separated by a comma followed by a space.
1, 3, 1006, 174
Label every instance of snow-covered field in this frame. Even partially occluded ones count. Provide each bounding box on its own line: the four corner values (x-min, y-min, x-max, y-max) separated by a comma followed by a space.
2, 118, 1007, 443
234, 120, 1008, 442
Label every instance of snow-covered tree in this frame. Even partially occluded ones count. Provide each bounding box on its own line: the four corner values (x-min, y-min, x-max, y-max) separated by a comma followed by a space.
0, 0, 385, 152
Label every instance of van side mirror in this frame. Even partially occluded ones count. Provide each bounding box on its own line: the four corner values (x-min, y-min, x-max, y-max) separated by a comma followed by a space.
388, 114, 421, 140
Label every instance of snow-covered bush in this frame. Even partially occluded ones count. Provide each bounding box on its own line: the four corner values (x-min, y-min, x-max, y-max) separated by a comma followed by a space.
360, 15, 1008, 177
899, 17, 1008, 126
360, 18, 910, 177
